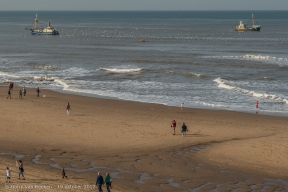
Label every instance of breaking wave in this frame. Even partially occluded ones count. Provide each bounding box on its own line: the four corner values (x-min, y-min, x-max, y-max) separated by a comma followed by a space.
54, 78, 70, 89
33, 76, 56, 81
214, 77, 288, 104
231, 55, 288, 61
187, 72, 206, 78
0, 71, 22, 78
131, 59, 191, 65
204, 55, 288, 66
204, 55, 288, 61
100, 68, 144, 73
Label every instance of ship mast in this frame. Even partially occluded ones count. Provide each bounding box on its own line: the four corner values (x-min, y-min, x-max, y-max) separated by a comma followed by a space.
252, 14, 254, 26
33, 14, 38, 30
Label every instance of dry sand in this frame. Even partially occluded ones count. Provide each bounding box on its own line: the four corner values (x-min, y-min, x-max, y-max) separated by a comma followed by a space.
0, 86, 288, 191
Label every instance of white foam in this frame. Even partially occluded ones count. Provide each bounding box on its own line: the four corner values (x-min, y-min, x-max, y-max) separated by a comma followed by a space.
33, 76, 55, 81
214, 77, 288, 104
54, 78, 70, 89
61, 67, 92, 77
204, 55, 288, 65
100, 67, 144, 73
200, 102, 223, 107
0, 71, 22, 78
237, 55, 288, 61
190, 72, 205, 77
214, 78, 236, 90
0, 59, 17, 65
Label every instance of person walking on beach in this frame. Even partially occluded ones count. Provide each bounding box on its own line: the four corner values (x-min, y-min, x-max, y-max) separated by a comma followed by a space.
36, 87, 40, 97
7, 89, 11, 99
62, 167, 68, 179
6, 167, 12, 183
16, 160, 25, 180
181, 123, 188, 137
171, 120, 176, 135
96, 172, 104, 192
256, 101, 259, 114
104, 173, 112, 192
23, 86, 26, 96
181, 103, 184, 110
9, 82, 13, 90
66, 102, 71, 116
19, 89, 22, 99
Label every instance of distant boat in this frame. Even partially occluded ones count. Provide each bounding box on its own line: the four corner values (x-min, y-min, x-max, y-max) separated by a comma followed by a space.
235, 14, 261, 31
138, 39, 149, 42
30, 14, 59, 35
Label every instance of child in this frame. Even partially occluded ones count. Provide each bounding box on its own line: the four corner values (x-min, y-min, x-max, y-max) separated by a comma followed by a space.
7, 89, 11, 99
62, 167, 68, 178
6, 167, 12, 183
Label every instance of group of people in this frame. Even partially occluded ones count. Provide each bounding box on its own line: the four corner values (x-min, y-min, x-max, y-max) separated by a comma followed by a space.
6, 160, 25, 182
7, 160, 112, 192
7, 83, 71, 116
96, 172, 112, 192
171, 120, 188, 137
173, 101, 260, 137
6, 82, 36, 99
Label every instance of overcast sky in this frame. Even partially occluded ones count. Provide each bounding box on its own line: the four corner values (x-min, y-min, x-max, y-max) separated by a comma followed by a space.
0, 0, 287, 11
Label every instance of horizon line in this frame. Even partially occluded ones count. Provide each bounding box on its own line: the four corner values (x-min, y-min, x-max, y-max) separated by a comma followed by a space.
0, 10, 287, 12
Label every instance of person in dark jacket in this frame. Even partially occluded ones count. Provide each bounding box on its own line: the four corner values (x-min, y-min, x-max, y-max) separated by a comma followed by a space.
96, 172, 104, 192
62, 167, 67, 178
181, 123, 188, 137
23, 87, 26, 96
36, 87, 41, 97
19, 89, 22, 99
104, 173, 112, 192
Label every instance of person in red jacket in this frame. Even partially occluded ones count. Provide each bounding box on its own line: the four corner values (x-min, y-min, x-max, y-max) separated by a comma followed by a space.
256, 101, 259, 114
171, 120, 176, 135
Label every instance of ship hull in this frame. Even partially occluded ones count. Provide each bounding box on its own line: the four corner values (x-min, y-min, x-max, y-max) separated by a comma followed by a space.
235, 27, 261, 32
30, 30, 59, 35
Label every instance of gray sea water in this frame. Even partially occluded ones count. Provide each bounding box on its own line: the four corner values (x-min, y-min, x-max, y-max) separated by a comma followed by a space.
0, 11, 288, 115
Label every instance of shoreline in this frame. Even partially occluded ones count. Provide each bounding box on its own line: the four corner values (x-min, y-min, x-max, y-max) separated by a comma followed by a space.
1, 85, 288, 191
46, 87, 288, 117
3, 83, 287, 118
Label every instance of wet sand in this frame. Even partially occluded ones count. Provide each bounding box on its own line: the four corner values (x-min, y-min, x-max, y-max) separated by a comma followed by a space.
0, 86, 288, 191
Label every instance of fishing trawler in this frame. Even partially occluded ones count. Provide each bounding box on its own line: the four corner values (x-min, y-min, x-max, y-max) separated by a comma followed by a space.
30, 14, 59, 35
235, 14, 261, 31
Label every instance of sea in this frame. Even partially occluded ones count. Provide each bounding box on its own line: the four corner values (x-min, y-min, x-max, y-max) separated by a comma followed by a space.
0, 11, 287, 115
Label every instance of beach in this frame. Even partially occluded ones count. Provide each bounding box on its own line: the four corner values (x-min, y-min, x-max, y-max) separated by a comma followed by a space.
1, 86, 288, 191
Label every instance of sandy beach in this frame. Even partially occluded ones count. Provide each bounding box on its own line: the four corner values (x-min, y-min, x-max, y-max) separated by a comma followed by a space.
1, 85, 288, 191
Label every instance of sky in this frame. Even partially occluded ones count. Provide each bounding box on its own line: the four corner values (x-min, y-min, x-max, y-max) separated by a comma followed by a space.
0, 0, 287, 11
